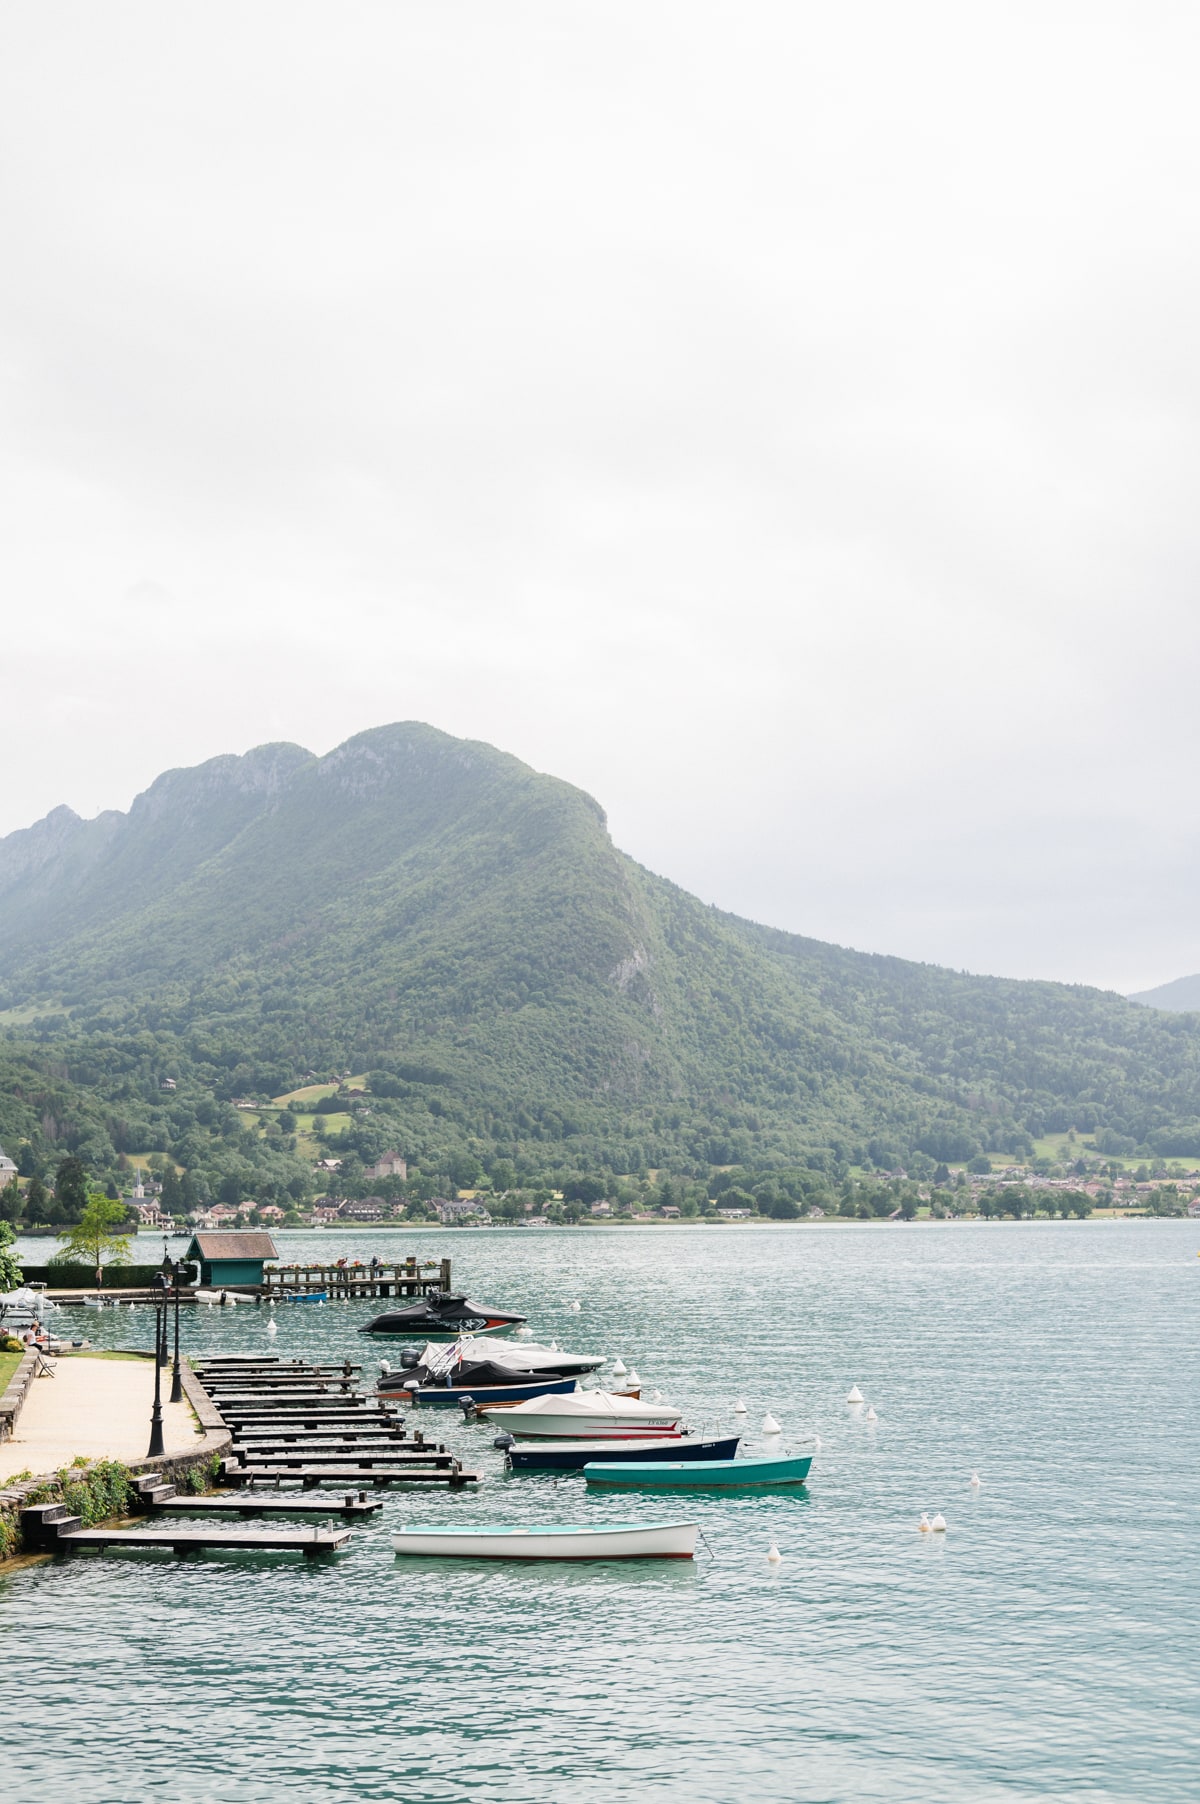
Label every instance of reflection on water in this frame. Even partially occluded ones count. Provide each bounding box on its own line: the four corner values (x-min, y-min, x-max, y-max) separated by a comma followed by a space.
8, 1222, 1199, 1802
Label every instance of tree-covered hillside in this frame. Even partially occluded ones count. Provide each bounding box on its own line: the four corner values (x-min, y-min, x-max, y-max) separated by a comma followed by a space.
2, 721, 1199, 1202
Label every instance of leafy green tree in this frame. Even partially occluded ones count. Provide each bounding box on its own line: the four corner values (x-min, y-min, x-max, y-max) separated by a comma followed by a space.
160, 1165, 183, 1213
54, 1155, 90, 1221
49, 1194, 133, 1284
0, 1220, 21, 1290
24, 1175, 50, 1224
0, 1180, 21, 1224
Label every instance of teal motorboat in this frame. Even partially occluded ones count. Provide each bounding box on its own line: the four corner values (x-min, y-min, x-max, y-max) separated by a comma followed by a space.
583, 1451, 813, 1488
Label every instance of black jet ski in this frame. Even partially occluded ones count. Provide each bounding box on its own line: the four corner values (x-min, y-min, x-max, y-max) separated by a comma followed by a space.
358, 1291, 526, 1337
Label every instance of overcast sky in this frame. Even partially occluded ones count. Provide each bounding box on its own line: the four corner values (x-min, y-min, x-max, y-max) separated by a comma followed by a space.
2, 3, 1199, 994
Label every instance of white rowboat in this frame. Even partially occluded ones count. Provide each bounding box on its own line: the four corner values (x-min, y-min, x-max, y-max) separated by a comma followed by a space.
391, 1521, 697, 1560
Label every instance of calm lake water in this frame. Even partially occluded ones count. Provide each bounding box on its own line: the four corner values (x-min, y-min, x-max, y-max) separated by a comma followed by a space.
6, 1221, 1199, 1802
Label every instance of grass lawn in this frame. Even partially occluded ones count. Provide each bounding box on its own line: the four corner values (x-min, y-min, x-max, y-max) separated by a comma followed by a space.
273, 1082, 340, 1106
0, 1348, 24, 1390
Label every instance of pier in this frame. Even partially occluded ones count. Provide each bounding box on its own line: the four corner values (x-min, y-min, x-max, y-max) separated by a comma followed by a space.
260, 1256, 452, 1302
21, 1501, 352, 1557
190, 1355, 479, 1489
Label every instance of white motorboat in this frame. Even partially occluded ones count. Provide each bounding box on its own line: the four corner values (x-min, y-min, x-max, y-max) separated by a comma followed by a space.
392, 1520, 697, 1560
478, 1389, 684, 1438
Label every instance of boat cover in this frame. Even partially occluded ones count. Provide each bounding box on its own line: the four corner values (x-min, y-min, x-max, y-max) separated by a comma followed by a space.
494, 1390, 677, 1423
453, 1336, 604, 1375
385, 1356, 576, 1391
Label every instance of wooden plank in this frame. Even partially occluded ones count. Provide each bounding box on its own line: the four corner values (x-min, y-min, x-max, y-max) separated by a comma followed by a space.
231, 1466, 478, 1487
227, 1450, 457, 1467
58, 1525, 352, 1553
150, 1495, 381, 1518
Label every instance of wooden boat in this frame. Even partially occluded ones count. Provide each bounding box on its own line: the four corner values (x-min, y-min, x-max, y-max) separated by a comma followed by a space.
392, 1521, 697, 1560
478, 1390, 684, 1439
584, 1451, 813, 1488
505, 1435, 741, 1472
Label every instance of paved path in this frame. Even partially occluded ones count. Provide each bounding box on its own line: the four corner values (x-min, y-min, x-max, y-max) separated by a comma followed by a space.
0, 1356, 199, 1479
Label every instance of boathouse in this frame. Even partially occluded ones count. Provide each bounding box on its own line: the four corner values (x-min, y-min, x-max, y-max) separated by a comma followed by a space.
185, 1230, 278, 1287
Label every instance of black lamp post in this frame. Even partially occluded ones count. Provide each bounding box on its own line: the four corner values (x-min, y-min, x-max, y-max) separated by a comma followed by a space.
169, 1257, 183, 1404
148, 1273, 167, 1457
158, 1241, 172, 1367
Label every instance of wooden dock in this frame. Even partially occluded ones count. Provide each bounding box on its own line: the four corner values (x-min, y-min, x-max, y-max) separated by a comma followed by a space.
192, 1355, 479, 1490
228, 1466, 476, 1489
260, 1256, 452, 1302
150, 1495, 382, 1519
21, 1501, 352, 1557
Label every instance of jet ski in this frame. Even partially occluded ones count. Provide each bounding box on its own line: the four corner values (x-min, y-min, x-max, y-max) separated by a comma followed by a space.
358, 1291, 526, 1337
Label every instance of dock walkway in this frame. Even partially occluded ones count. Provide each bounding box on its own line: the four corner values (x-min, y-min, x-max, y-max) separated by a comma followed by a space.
191, 1356, 479, 1490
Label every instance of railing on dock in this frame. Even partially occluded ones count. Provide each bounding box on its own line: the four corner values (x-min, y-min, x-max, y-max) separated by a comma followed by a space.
260, 1256, 451, 1301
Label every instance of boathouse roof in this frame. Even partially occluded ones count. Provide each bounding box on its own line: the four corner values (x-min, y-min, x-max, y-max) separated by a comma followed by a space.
187, 1231, 278, 1259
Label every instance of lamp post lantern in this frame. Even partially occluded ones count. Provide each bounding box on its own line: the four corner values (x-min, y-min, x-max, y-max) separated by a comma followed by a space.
147, 1274, 167, 1457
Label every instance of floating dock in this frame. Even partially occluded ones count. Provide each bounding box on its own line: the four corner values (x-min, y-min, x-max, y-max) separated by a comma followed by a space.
192, 1356, 480, 1490
22, 1501, 352, 1558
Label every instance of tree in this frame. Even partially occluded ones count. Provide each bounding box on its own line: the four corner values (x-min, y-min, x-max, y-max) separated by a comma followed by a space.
24, 1174, 50, 1224
0, 1180, 21, 1224
160, 1165, 183, 1213
0, 1220, 21, 1290
49, 1195, 133, 1285
54, 1155, 90, 1221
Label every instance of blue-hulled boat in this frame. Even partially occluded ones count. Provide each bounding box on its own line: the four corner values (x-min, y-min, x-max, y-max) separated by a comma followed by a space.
380, 1372, 578, 1407
505, 1434, 741, 1472
583, 1451, 813, 1488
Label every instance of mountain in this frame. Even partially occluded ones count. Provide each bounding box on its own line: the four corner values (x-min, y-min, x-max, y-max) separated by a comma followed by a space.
1128, 974, 1200, 1013
3, 721, 1200, 1193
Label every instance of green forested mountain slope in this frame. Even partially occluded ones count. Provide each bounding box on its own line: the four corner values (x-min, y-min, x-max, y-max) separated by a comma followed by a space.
2, 721, 1200, 1192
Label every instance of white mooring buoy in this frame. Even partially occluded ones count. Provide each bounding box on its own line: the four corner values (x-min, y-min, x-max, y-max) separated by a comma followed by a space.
846, 1385, 864, 1404
611, 1358, 628, 1377
266, 1320, 278, 1337
866, 1405, 878, 1422
627, 1370, 641, 1388
767, 1543, 782, 1564
970, 1472, 982, 1488
733, 1398, 747, 1415
918, 1512, 932, 1532
762, 1412, 781, 1436
930, 1513, 948, 1533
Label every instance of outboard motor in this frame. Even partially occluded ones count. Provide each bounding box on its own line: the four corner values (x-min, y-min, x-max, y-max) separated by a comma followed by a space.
492, 1432, 515, 1452
399, 1346, 421, 1370
458, 1395, 477, 1420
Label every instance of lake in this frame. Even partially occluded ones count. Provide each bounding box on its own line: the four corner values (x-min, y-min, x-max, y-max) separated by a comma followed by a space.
6, 1221, 1199, 1802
